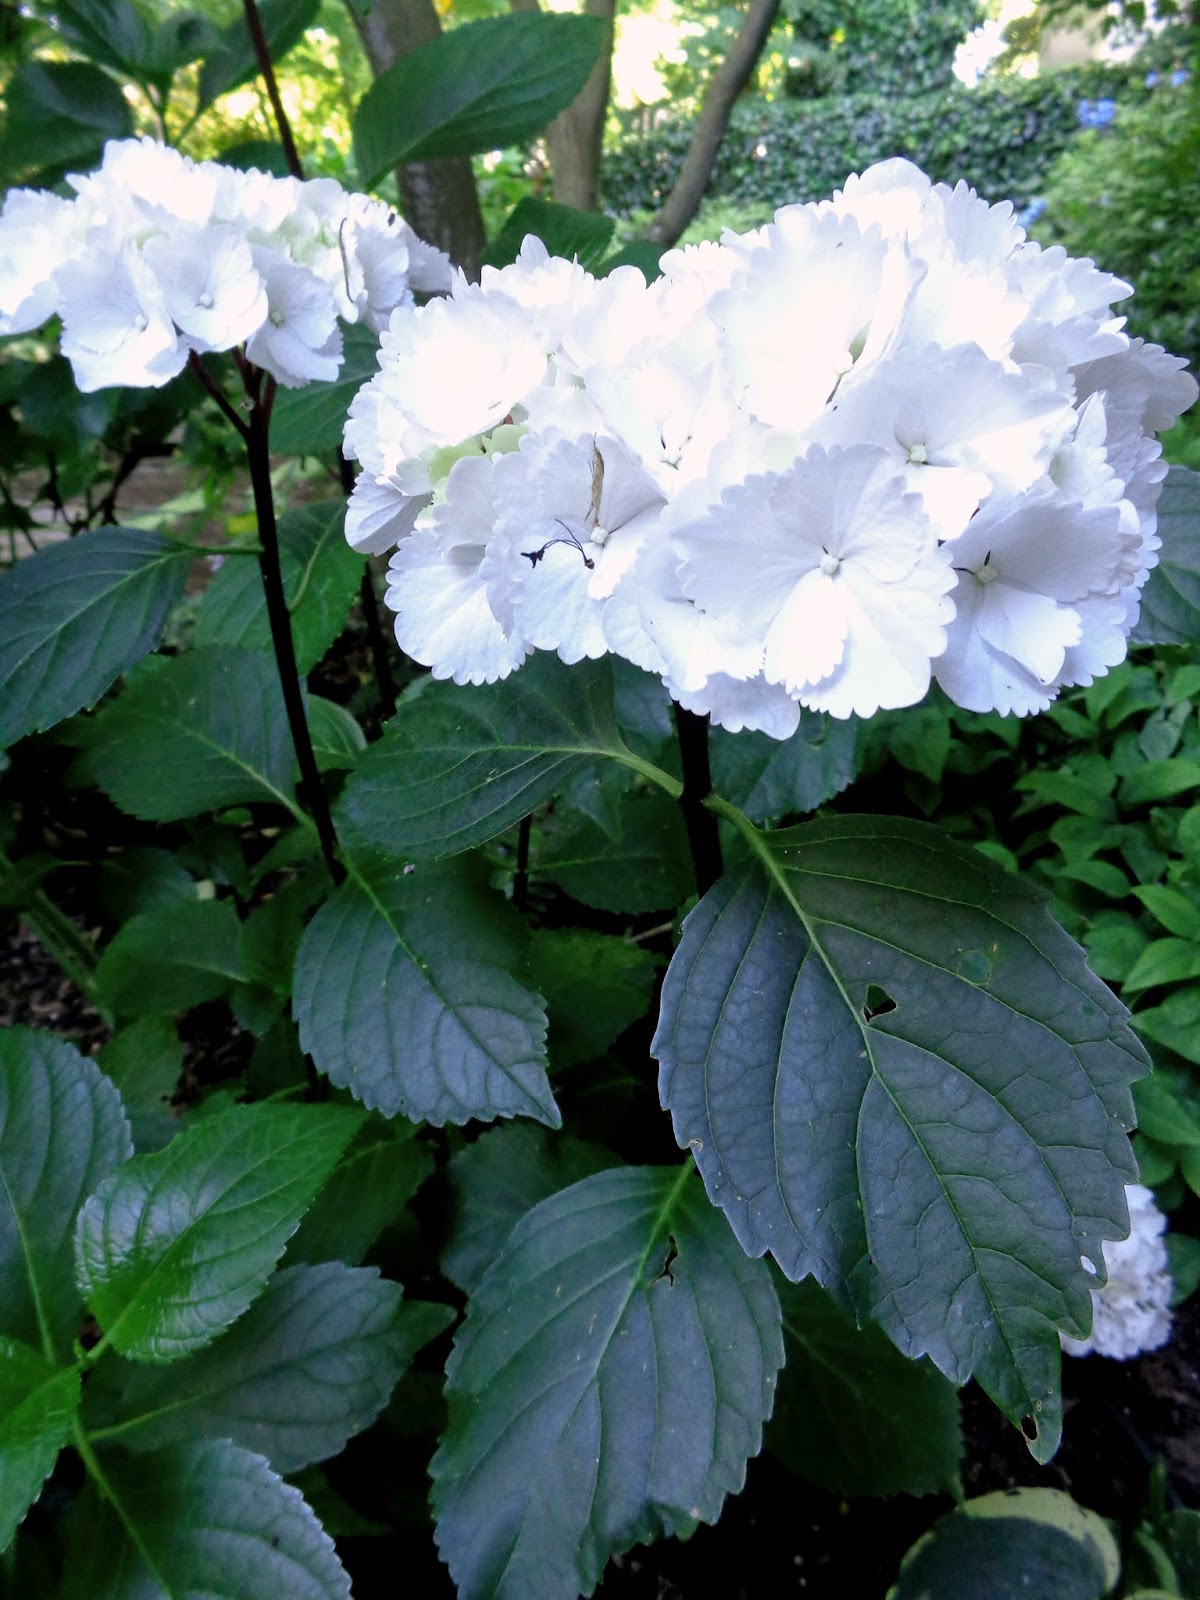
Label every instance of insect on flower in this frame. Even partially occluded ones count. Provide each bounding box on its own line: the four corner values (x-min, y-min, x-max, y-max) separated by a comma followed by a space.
522, 440, 605, 571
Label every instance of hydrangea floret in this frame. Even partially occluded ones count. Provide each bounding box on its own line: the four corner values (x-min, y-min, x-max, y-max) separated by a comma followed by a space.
1061, 1184, 1173, 1361
343, 158, 1198, 734
0, 138, 452, 391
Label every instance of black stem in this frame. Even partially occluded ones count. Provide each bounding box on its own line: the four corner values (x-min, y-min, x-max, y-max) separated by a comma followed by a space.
242, 0, 305, 181
340, 457, 397, 718
672, 703, 723, 897
246, 383, 345, 885
513, 815, 532, 913
188, 351, 250, 441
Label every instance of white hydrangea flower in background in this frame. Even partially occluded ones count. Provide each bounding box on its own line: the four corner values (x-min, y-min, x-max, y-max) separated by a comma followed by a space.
1062, 1184, 1172, 1361
0, 136, 449, 394
342, 155, 1196, 733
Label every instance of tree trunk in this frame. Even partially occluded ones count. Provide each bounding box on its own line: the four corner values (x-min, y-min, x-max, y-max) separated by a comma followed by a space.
642, 0, 781, 248
345, 0, 487, 280
508, 0, 614, 214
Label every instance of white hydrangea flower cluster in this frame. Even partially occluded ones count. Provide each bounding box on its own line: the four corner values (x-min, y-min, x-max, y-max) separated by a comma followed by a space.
0, 138, 451, 393
1061, 1183, 1173, 1361
344, 158, 1197, 734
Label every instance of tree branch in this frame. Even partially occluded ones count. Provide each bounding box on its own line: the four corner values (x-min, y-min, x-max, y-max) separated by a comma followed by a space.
641, 0, 781, 248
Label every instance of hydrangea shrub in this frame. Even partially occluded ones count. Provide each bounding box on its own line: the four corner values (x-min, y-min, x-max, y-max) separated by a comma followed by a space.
0, 29, 1198, 1594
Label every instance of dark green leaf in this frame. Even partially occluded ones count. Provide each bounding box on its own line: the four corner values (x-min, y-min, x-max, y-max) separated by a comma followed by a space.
293, 856, 555, 1127
431, 1166, 783, 1599
197, 0, 320, 110
0, 1029, 131, 1358
0, 1337, 79, 1549
285, 1118, 432, 1267
655, 815, 1146, 1462
216, 137, 294, 176
98, 846, 197, 924
537, 789, 692, 913
97, 1018, 182, 1152
1134, 885, 1200, 942
100, 1263, 427, 1472
50, 0, 149, 79
1134, 987, 1200, 1065
75, 1100, 362, 1363
1016, 770, 1116, 820
1132, 466, 1200, 647
888, 1488, 1120, 1600
270, 326, 384, 455
353, 12, 605, 184
195, 504, 362, 674
340, 655, 666, 862
769, 1277, 961, 1499
484, 199, 615, 272
441, 1123, 620, 1293
1084, 914, 1149, 983
95, 899, 249, 1019
89, 649, 299, 822
599, 242, 664, 281
1133, 1072, 1200, 1147
1123, 938, 1200, 993
710, 712, 860, 824
528, 928, 659, 1070
0, 62, 133, 187
0, 528, 190, 749
59, 1440, 350, 1600
1166, 1235, 1200, 1305
308, 697, 367, 772
1119, 759, 1200, 808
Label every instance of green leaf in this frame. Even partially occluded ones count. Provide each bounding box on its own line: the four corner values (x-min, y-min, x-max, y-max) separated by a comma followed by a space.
195, 504, 362, 674
0, 528, 190, 749
1133, 466, 1200, 647
271, 324, 379, 455
293, 856, 556, 1127
285, 1119, 432, 1267
75, 1100, 362, 1363
0, 1337, 79, 1550
1054, 859, 1131, 898
0, 61, 133, 187
888, 1488, 1121, 1600
1123, 938, 1200, 993
536, 789, 692, 913
484, 199, 615, 272
1119, 759, 1200, 808
0, 1029, 131, 1358
59, 1440, 350, 1600
197, 0, 320, 110
431, 1166, 783, 1600
527, 928, 659, 1070
98, 1264, 428, 1472
441, 1123, 620, 1294
599, 241, 664, 281
1016, 770, 1116, 820
308, 697, 367, 772
1166, 1235, 1200, 1305
655, 814, 1145, 1462
1134, 987, 1200, 1065
97, 1018, 182, 1152
50, 0, 149, 79
1134, 884, 1200, 942
1084, 914, 1149, 983
710, 712, 860, 824
89, 649, 299, 822
98, 846, 197, 924
769, 1277, 961, 1499
1133, 1072, 1200, 1147
95, 899, 249, 1019
353, 12, 606, 185
339, 654, 668, 861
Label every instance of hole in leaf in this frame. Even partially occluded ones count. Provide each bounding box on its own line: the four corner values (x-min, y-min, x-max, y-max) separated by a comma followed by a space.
1020, 1415, 1038, 1442
649, 1234, 678, 1287
862, 985, 897, 1024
